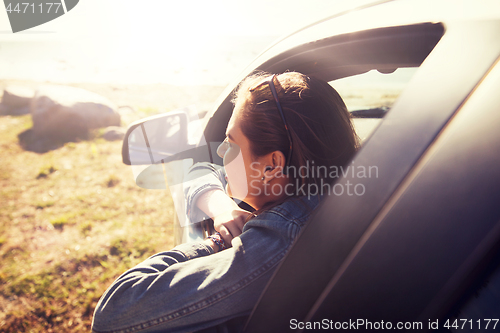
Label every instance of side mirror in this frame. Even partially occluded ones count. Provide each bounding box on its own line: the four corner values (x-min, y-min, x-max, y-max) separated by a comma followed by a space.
122, 110, 189, 166
121, 108, 220, 228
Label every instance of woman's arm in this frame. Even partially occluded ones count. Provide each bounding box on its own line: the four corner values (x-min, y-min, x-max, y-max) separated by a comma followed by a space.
183, 162, 252, 246
197, 189, 252, 247
92, 214, 297, 333
183, 162, 227, 224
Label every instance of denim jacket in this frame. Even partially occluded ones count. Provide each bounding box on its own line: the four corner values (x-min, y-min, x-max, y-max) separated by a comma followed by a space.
92, 163, 320, 333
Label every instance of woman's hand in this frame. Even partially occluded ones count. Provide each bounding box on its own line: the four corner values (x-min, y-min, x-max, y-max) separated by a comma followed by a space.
213, 208, 252, 246
197, 189, 252, 250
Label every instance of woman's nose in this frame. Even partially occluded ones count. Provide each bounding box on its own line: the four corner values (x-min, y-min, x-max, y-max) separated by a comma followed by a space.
217, 141, 227, 158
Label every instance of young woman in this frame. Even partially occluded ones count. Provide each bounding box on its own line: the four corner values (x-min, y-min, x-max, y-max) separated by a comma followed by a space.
92, 72, 358, 333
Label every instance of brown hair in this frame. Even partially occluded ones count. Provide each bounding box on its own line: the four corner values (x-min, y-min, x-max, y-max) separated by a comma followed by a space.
233, 71, 359, 194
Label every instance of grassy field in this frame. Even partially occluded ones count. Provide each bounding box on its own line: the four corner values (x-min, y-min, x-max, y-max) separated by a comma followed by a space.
0, 81, 225, 332
0, 113, 177, 332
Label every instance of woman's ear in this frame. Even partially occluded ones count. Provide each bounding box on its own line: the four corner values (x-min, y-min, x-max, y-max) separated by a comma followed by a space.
271, 150, 286, 170
262, 150, 287, 181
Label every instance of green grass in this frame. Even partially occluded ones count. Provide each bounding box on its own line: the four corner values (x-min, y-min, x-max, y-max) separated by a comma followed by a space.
105, 174, 120, 187
36, 164, 58, 179
79, 221, 93, 236
0, 163, 11, 181
0, 114, 175, 332
34, 200, 56, 209
137, 106, 160, 116
50, 212, 76, 229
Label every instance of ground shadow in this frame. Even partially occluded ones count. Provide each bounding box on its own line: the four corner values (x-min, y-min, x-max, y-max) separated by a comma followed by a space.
18, 127, 88, 154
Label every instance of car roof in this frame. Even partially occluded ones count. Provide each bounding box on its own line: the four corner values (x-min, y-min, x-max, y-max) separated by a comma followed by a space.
207, 0, 500, 126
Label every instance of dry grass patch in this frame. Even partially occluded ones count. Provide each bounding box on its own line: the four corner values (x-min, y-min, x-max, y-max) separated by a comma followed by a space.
0, 115, 175, 332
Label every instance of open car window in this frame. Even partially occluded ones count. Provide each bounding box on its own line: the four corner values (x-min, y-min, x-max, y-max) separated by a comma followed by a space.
331, 67, 418, 143
124, 23, 444, 230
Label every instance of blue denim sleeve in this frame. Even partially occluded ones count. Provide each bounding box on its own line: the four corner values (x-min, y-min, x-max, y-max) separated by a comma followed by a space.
183, 162, 227, 224
91, 211, 303, 333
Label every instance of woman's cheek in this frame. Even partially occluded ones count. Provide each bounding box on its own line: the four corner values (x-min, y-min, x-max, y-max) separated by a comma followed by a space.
224, 148, 248, 200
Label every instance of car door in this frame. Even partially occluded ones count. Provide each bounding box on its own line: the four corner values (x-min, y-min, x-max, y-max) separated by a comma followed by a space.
242, 6, 500, 333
